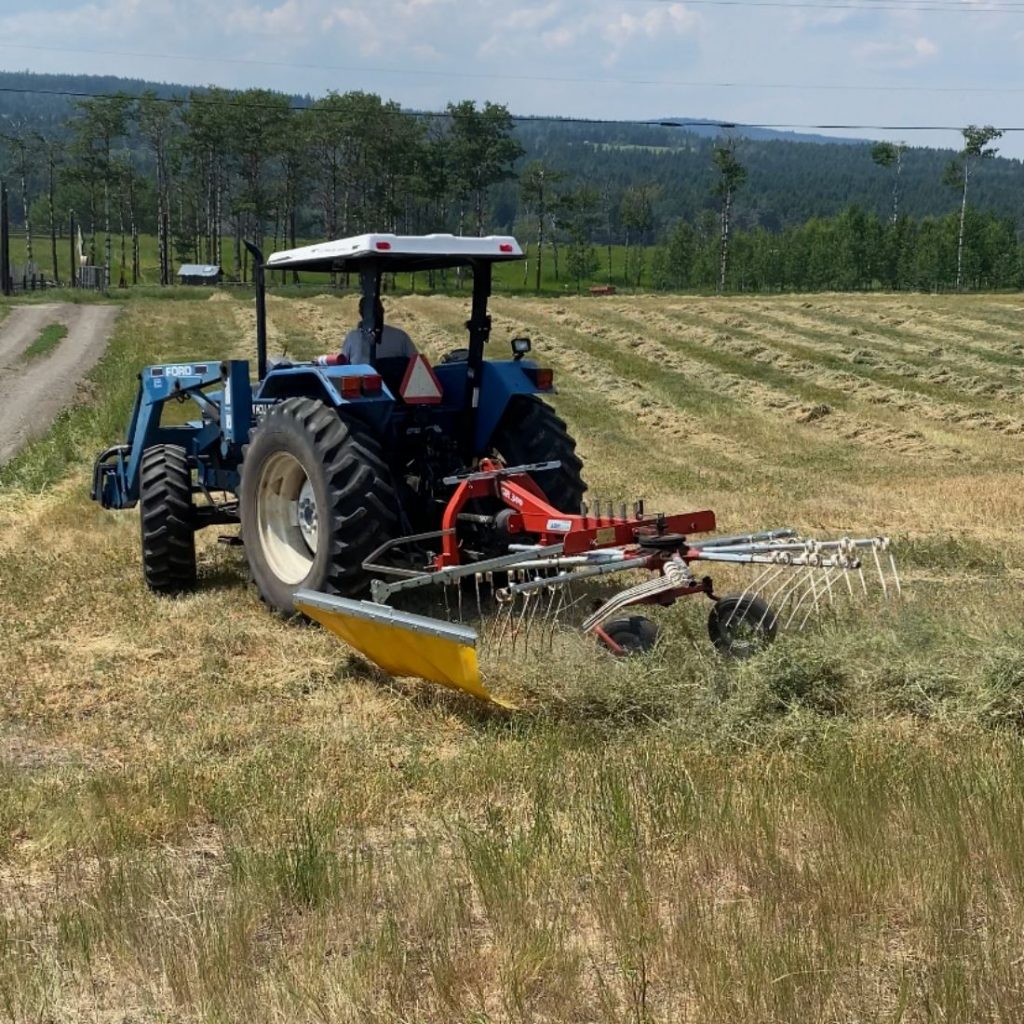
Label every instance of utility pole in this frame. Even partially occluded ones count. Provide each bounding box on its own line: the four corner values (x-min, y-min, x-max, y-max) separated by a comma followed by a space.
0, 181, 11, 297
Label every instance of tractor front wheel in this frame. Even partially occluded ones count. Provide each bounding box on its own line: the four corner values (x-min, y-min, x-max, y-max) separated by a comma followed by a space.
490, 395, 587, 513
139, 444, 197, 594
239, 397, 398, 614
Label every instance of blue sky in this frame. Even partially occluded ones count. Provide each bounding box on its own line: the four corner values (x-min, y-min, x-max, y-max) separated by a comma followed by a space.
1, 0, 1022, 157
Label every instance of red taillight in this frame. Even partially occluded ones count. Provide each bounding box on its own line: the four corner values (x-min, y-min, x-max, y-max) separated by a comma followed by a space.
340, 375, 362, 398
375, 240, 392, 251
362, 374, 382, 396
499, 242, 514, 253
533, 368, 554, 390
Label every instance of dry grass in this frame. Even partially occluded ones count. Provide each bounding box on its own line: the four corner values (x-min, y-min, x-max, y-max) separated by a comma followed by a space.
2, 291, 1024, 1022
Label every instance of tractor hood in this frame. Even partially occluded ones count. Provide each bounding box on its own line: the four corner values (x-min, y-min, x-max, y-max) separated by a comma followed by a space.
265, 233, 524, 273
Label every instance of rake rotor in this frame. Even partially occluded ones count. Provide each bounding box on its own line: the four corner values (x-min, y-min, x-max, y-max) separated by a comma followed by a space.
295, 461, 902, 705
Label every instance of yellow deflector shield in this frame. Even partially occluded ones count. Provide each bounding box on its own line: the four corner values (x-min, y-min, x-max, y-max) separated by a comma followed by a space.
294, 589, 510, 707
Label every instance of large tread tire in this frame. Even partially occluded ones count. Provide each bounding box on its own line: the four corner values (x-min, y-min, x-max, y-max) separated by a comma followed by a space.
490, 395, 587, 513
239, 397, 399, 614
139, 444, 197, 594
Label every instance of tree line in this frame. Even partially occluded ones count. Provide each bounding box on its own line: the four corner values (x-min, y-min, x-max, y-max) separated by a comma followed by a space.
0, 83, 1020, 294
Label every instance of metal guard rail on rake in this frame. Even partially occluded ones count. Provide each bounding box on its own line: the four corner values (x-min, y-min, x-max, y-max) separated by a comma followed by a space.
294, 461, 901, 706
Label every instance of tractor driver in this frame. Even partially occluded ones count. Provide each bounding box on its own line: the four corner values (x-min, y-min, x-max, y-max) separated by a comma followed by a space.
341, 296, 417, 366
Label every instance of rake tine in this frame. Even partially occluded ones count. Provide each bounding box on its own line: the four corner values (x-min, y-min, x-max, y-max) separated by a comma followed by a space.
783, 570, 819, 630
823, 565, 835, 605
513, 592, 532, 653
725, 567, 764, 627
523, 585, 542, 651
766, 567, 807, 617
457, 579, 464, 623
495, 598, 514, 655
756, 594, 777, 631
872, 545, 889, 599
758, 565, 793, 604
889, 552, 903, 598
858, 566, 868, 596
842, 568, 855, 598
800, 569, 838, 630
443, 581, 452, 620
474, 573, 483, 619
543, 585, 559, 651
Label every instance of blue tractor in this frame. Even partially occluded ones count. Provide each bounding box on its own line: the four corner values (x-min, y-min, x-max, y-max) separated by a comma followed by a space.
91, 234, 586, 613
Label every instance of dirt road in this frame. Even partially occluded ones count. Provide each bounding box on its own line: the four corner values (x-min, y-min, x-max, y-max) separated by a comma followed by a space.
0, 303, 119, 465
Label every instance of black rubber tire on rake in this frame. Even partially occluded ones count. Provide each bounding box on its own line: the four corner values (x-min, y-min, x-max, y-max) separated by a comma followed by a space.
239, 397, 399, 614
708, 594, 778, 659
139, 444, 197, 594
602, 616, 660, 655
490, 395, 587, 512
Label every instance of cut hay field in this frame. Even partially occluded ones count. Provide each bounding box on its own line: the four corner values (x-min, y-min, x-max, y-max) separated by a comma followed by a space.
3, 290, 1024, 1022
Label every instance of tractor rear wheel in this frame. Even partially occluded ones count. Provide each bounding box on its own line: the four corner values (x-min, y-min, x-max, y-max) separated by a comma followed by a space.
490, 395, 587, 513
239, 397, 398, 614
139, 444, 197, 594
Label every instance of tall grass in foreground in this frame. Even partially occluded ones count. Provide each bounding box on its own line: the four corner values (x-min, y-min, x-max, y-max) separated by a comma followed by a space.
2, 733, 1023, 1021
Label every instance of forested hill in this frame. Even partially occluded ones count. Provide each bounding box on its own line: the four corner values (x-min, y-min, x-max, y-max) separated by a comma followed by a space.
2, 69, 1023, 232
507, 120, 1024, 230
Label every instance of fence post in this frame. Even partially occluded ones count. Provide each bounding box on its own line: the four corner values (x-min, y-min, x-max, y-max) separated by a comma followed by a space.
69, 212, 77, 289
0, 181, 11, 297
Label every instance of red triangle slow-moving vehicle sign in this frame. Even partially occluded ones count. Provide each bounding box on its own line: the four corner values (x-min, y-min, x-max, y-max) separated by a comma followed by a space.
399, 354, 444, 405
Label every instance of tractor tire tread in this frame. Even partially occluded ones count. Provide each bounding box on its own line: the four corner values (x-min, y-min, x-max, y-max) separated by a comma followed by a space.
491, 395, 587, 513
139, 444, 197, 594
240, 397, 398, 611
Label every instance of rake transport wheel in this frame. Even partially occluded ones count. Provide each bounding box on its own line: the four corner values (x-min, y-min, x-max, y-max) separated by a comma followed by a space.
708, 594, 778, 659
239, 397, 399, 614
490, 395, 587, 512
139, 444, 197, 594
601, 615, 661, 655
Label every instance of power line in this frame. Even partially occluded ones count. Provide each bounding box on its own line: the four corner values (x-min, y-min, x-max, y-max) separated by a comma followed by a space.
0, 43, 1018, 95
0, 84, 1018, 135
632, 0, 1024, 10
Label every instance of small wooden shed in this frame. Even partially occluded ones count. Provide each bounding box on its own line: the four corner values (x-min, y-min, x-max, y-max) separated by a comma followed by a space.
177, 264, 222, 286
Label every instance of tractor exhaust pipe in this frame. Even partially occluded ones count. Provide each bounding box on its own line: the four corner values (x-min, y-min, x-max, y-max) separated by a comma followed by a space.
243, 241, 268, 381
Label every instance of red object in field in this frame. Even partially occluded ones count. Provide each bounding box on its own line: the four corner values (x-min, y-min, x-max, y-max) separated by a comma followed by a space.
436, 459, 715, 568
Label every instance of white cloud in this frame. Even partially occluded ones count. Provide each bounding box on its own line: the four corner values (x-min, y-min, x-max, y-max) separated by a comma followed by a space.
0, 0, 1020, 155
855, 35, 939, 68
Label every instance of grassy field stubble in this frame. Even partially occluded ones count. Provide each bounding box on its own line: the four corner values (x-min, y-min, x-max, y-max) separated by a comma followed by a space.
2, 291, 1024, 1021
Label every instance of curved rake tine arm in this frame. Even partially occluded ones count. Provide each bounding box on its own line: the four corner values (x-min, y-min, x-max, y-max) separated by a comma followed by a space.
872, 545, 889, 600
783, 570, 821, 630
799, 568, 840, 630
763, 565, 809, 616
494, 598, 515, 655
889, 551, 902, 598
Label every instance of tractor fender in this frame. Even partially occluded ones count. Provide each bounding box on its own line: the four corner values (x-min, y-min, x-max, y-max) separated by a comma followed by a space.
255, 366, 395, 435
472, 361, 553, 455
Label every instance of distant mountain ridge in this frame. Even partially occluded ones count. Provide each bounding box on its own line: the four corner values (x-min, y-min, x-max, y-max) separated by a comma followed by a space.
651, 117, 870, 147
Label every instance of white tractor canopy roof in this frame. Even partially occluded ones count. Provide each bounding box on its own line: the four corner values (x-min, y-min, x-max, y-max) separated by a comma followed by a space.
265, 233, 524, 273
